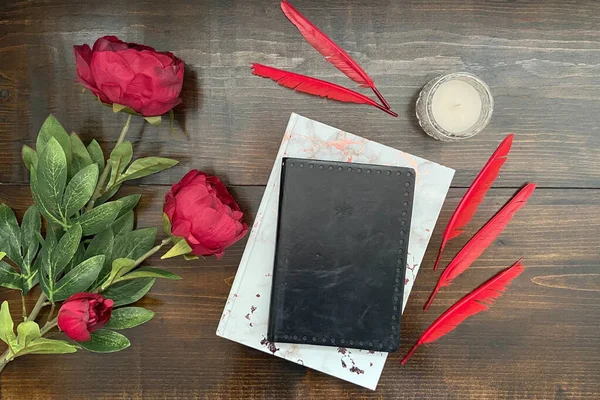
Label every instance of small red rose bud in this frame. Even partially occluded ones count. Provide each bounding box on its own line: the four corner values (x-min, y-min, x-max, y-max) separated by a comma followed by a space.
57, 293, 114, 342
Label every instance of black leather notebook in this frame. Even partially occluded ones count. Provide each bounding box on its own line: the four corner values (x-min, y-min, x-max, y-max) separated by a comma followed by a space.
268, 158, 415, 352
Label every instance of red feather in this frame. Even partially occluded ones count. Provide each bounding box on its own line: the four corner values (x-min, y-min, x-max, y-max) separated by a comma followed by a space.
424, 183, 535, 311
433, 134, 514, 271
280, 1, 391, 109
402, 259, 525, 364
251, 63, 398, 117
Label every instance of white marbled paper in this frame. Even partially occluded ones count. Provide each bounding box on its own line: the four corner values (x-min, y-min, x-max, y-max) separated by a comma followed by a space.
217, 113, 454, 390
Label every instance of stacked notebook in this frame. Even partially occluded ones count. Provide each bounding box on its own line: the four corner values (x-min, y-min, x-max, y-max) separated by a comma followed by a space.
217, 114, 454, 389
270, 158, 415, 353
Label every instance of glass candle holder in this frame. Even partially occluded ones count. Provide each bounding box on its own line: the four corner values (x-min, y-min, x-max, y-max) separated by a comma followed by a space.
416, 72, 494, 141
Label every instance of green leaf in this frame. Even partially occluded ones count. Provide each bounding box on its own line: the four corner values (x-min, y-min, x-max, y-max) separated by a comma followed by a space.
112, 103, 126, 113
18, 337, 78, 355
107, 141, 133, 188
30, 168, 64, 227
103, 103, 138, 115
111, 211, 134, 237
115, 194, 141, 218
63, 242, 85, 275
61, 164, 99, 218
17, 321, 40, 347
0, 204, 23, 265
36, 115, 72, 165
44, 225, 58, 247
36, 137, 68, 221
87, 140, 105, 175
70, 133, 94, 177
21, 205, 41, 269
78, 329, 130, 352
103, 278, 155, 307
168, 109, 177, 135
38, 227, 57, 298
52, 255, 105, 302
112, 227, 157, 261
22, 145, 38, 171
39, 258, 52, 299
117, 267, 181, 282
40, 224, 82, 300
160, 239, 192, 259
84, 227, 114, 261
19, 207, 41, 294
0, 301, 17, 348
105, 307, 154, 330
21, 271, 39, 296
144, 115, 162, 125
86, 228, 114, 285
162, 212, 172, 237
101, 258, 136, 290
95, 184, 121, 206
116, 157, 178, 184
52, 224, 83, 278
75, 200, 121, 236
0, 261, 22, 290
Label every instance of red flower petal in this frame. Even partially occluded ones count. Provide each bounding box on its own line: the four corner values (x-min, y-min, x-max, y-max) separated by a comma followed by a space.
91, 51, 135, 92
119, 49, 163, 73
58, 299, 91, 342
138, 98, 182, 117
92, 36, 128, 52
76, 36, 184, 115
57, 293, 114, 342
171, 218, 193, 240
87, 299, 113, 332
163, 170, 248, 258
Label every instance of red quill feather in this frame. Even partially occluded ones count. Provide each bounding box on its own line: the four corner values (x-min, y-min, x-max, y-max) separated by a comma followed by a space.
280, 1, 391, 109
433, 134, 514, 271
402, 260, 525, 364
424, 183, 535, 311
251, 63, 398, 117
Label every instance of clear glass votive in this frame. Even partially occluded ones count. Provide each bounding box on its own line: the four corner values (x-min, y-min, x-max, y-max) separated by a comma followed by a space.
416, 72, 494, 141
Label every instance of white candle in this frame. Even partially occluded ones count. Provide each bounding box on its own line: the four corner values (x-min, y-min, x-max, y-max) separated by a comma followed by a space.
431, 79, 482, 134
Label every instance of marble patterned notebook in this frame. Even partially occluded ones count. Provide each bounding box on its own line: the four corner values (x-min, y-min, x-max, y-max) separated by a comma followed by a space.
216, 113, 454, 390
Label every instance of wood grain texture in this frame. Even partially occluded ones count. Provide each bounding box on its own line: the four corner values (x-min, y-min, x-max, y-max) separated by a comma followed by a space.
0, 186, 599, 399
1, 0, 600, 187
1, 0, 600, 398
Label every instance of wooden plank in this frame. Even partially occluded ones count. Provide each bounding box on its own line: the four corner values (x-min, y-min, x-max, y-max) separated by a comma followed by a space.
1, 0, 600, 187
0, 185, 598, 398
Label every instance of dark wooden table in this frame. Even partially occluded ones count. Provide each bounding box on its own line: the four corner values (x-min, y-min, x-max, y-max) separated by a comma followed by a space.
1, 0, 599, 398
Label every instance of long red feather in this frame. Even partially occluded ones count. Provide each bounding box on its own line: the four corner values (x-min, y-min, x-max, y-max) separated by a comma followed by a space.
280, 1, 391, 109
402, 260, 525, 364
251, 63, 398, 117
433, 134, 514, 271
424, 183, 535, 311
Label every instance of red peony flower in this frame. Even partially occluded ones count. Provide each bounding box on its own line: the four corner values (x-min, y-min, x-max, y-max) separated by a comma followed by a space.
57, 293, 114, 342
73, 36, 184, 117
164, 170, 248, 259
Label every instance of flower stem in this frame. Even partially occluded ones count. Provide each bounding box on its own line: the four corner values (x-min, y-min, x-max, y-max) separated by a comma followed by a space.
0, 293, 44, 373
28, 293, 48, 322
86, 114, 132, 211
40, 317, 58, 336
0, 349, 10, 374
0, 315, 59, 374
21, 295, 27, 321
100, 237, 172, 291
134, 237, 172, 268
46, 303, 55, 324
